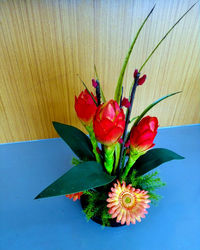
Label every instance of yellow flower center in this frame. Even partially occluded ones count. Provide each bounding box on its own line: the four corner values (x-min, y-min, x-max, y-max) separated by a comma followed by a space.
125, 197, 131, 203
122, 192, 136, 209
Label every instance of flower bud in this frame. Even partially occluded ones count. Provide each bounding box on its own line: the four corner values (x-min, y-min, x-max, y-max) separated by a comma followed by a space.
118, 138, 123, 144
138, 74, 147, 85
75, 89, 97, 126
121, 97, 131, 108
130, 116, 158, 153
133, 69, 138, 78
93, 100, 125, 146
92, 79, 98, 88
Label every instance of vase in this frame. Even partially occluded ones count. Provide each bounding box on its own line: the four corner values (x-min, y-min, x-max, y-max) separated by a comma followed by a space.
80, 194, 125, 227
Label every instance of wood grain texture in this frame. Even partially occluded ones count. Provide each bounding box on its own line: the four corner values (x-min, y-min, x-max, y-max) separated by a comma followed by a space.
0, 0, 199, 143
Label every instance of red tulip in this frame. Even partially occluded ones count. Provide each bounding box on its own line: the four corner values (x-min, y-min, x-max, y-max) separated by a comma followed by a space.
75, 89, 97, 126
130, 116, 158, 153
93, 100, 125, 146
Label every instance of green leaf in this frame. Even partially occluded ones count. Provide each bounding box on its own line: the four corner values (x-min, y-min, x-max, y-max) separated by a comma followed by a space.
94, 64, 106, 103
53, 122, 95, 161
114, 5, 155, 104
133, 148, 184, 176
35, 161, 115, 199
129, 116, 139, 124
139, 2, 198, 72
134, 92, 181, 126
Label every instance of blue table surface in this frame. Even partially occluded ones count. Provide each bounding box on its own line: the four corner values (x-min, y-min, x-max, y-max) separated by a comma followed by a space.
0, 125, 200, 250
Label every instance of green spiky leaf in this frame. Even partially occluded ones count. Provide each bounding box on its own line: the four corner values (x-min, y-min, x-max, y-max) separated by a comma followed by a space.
114, 5, 155, 103
77, 75, 98, 106
35, 161, 115, 199
139, 2, 198, 72
94, 64, 106, 103
129, 116, 139, 124
134, 92, 181, 126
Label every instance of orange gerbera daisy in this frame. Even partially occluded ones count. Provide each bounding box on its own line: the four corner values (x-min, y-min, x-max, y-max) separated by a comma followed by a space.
65, 192, 83, 201
107, 180, 150, 225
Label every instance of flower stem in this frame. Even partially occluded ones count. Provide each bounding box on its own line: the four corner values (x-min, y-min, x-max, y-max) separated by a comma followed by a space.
121, 159, 136, 181
113, 142, 120, 175
104, 145, 115, 175
118, 73, 140, 173
86, 126, 101, 164
120, 150, 142, 181
96, 80, 101, 105
121, 148, 146, 181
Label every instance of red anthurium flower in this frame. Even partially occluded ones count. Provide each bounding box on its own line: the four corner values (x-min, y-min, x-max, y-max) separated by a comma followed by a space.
93, 100, 125, 146
130, 116, 158, 153
75, 89, 97, 126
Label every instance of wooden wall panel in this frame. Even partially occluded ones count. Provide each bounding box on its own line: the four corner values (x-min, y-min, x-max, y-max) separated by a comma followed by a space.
0, 0, 199, 143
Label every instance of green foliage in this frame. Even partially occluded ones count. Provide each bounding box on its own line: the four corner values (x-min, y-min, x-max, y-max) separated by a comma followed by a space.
139, 2, 198, 72
127, 170, 166, 205
35, 161, 115, 199
133, 148, 184, 176
114, 5, 155, 103
83, 190, 111, 227
94, 64, 106, 103
53, 122, 95, 161
71, 157, 83, 166
133, 92, 181, 126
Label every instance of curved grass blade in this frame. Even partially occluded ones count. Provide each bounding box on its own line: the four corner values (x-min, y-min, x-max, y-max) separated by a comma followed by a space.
114, 5, 156, 104
129, 116, 139, 124
77, 75, 98, 106
94, 64, 106, 103
139, 2, 198, 72
134, 91, 181, 126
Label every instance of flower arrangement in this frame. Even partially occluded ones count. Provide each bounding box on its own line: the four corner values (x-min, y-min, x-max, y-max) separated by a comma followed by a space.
35, 3, 197, 227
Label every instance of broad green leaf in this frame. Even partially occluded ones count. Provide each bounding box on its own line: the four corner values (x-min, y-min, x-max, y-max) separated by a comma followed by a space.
35, 161, 115, 199
134, 92, 181, 126
114, 5, 155, 104
139, 2, 198, 72
133, 148, 184, 176
94, 64, 106, 103
77, 75, 98, 106
53, 122, 95, 161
